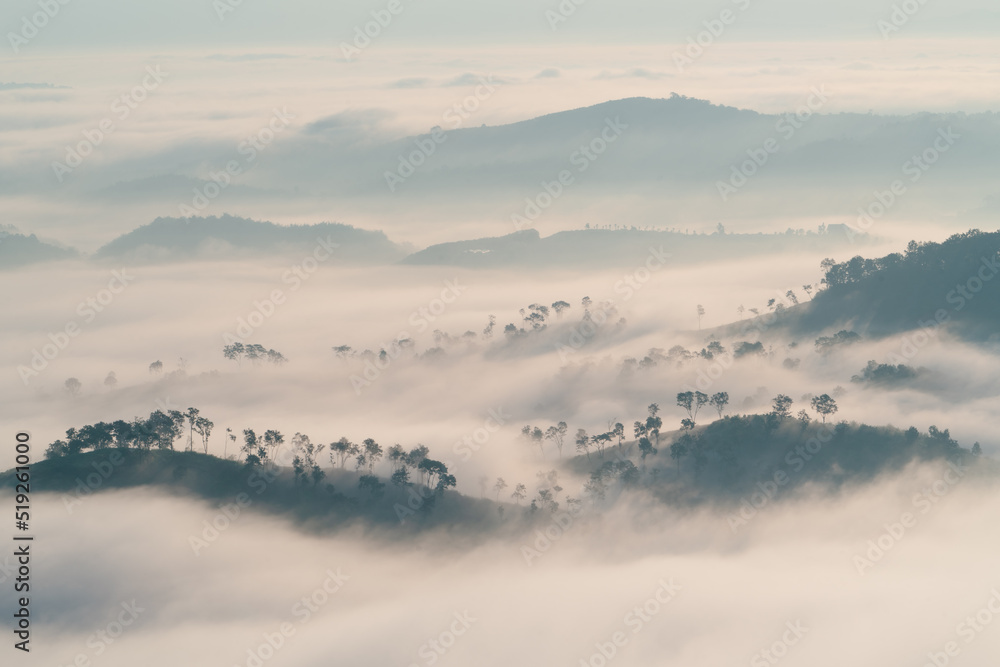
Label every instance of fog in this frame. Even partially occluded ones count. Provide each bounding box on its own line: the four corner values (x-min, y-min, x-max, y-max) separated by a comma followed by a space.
4, 4, 1000, 663
8, 465, 1000, 667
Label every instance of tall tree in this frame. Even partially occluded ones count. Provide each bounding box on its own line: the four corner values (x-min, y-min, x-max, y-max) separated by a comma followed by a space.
811, 394, 838, 423
709, 392, 729, 418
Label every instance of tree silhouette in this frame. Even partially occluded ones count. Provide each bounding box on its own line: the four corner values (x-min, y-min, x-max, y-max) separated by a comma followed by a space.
771, 395, 794, 419
511, 483, 527, 504
697, 304, 705, 329
329, 437, 359, 468
104, 371, 117, 389
709, 392, 729, 418
493, 477, 508, 500
811, 394, 838, 422
544, 422, 568, 457
521, 425, 545, 457
65, 377, 82, 396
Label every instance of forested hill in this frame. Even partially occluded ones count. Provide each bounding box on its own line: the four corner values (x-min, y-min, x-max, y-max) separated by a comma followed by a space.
791, 229, 1000, 340
94, 215, 407, 264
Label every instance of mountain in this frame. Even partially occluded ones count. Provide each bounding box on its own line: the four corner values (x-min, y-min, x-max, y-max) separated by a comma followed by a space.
782, 229, 1000, 341
94, 215, 408, 263
402, 225, 868, 268
0, 226, 77, 268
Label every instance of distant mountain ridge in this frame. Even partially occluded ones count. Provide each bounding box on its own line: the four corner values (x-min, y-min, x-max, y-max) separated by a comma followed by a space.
0, 226, 77, 269
402, 224, 869, 268
94, 215, 407, 263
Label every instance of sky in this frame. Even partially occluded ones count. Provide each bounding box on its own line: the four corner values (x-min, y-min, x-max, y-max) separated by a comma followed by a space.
4, 4, 1000, 666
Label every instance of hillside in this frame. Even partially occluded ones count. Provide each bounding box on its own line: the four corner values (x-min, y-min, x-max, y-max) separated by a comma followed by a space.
0, 227, 77, 268
93, 215, 407, 264
402, 225, 867, 268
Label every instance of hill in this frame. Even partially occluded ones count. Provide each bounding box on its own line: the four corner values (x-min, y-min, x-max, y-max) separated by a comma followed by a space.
93, 215, 407, 264
402, 225, 867, 268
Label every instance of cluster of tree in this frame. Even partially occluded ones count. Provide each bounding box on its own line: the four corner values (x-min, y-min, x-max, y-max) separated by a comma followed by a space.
805, 230, 1000, 340
45, 408, 213, 458
815, 330, 862, 353
851, 360, 922, 387
223, 343, 287, 366
660, 411, 975, 500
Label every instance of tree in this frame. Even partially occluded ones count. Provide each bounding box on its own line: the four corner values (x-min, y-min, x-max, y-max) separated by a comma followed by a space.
697, 304, 705, 329
803, 284, 814, 300
737, 305, 745, 320
357, 438, 383, 473
225, 427, 236, 459
676, 391, 708, 426
709, 392, 729, 418
358, 474, 385, 500
544, 422, 568, 457
329, 438, 359, 468
811, 394, 838, 422
332, 345, 353, 360
511, 483, 527, 504
104, 371, 117, 389
291, 433, 326, 486
972, 442, 982, 457
65, 377, 82, 396
591, 431, 612, 458
185, 407, 200, 452
551, 301, 571, 317
149, 360, 163, 374
194, 416, 214, 454
771, 395, 794, 419
575, 429, 591, 461
482, 315, 496, 339
645, 404, 662, 448
785, 290, 799, 305
670, 440, 689, 473
493, 477, 508, 501
521, 425, 545, 457
613, 422, 625, 450
263, 430, 284, 460
242, 429, 265, 466
417, 459, 448, 489
223, 342, 246, 366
